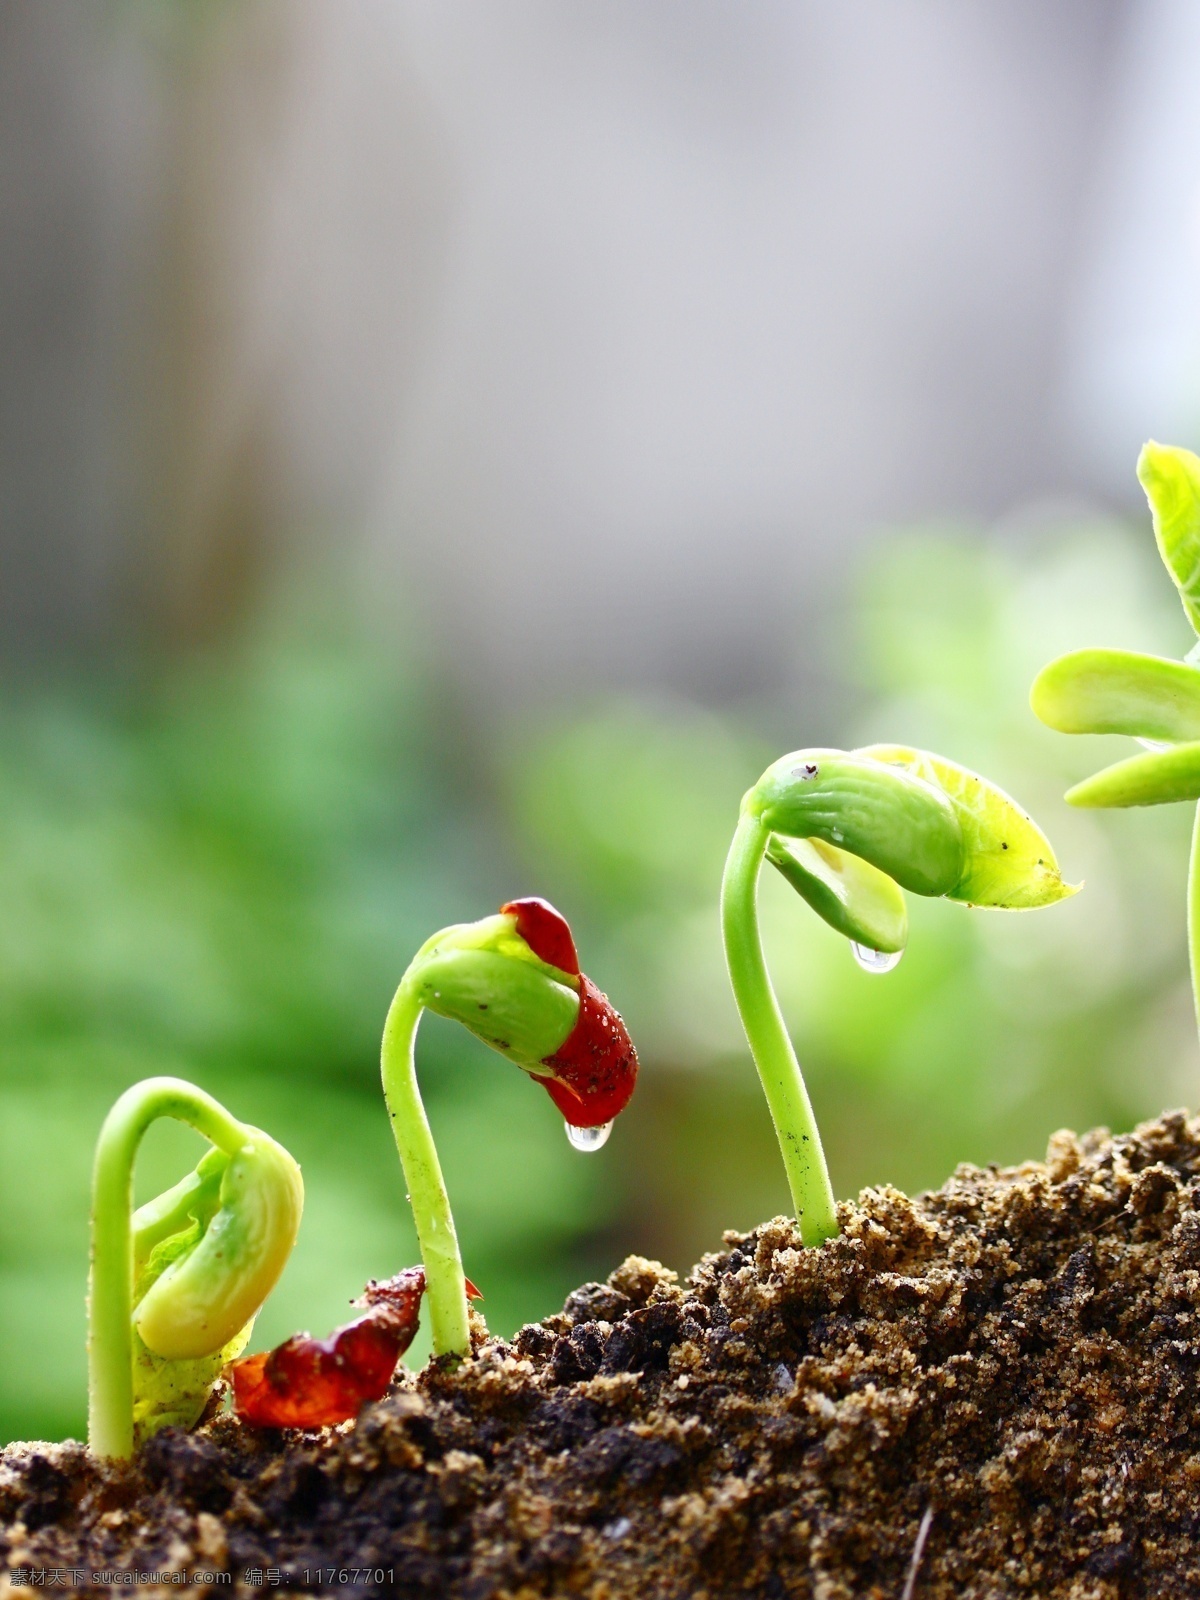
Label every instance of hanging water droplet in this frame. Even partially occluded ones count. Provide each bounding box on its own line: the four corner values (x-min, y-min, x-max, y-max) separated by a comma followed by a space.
565, 1120, 613, 1152
1136, 737, 1172, 752
851, 942, 903, 974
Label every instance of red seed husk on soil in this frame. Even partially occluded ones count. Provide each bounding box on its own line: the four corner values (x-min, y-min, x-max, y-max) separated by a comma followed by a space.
231, 1269, 480, 1429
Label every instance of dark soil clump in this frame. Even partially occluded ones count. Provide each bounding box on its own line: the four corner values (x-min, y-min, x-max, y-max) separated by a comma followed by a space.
7, 1111, 1200, 1597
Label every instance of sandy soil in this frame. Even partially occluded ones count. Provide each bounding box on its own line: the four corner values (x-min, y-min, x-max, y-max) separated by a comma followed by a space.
5, 1111, 1200, 1598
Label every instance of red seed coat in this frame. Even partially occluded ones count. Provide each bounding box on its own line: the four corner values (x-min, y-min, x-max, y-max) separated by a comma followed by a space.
499, 897, 638, 1128
540, 973, 638, 1127
231, 1269, 428, 1429
500, 897, 580, 975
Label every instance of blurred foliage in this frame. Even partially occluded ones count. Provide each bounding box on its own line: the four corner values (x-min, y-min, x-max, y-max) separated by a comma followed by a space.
5, 519, 1199, 1444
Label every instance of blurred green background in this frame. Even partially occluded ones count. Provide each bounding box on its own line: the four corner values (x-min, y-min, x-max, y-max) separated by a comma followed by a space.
3, 519, 1197, 1443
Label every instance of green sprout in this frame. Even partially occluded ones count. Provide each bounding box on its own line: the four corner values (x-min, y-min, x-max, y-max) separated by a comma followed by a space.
88, 1076, 303, 1461
1032, 440, 1200, 1045
723, 746, 1076, 1246
381, 897, 638, 1361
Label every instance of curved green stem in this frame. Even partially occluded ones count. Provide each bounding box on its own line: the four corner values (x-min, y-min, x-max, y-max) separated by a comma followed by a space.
1189, 801, 1200, 1052
380, 978, 471, 1359
722, 810, 838, 1247
88, 1077, 249, 1461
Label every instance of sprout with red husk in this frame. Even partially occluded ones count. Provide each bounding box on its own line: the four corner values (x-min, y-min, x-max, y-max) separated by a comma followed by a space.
232, 897, 637, 1423
380, 895, 636, 1360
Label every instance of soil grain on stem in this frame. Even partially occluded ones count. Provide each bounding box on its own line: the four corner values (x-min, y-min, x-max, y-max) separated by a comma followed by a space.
8, 1111, 1200, 1597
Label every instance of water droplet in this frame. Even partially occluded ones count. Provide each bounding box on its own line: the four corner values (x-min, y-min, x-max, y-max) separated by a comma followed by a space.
1137, 737, 1172, 752
565, 1120, 613, 1152
851, 943, 903, 974
604, 1517, 633, 1541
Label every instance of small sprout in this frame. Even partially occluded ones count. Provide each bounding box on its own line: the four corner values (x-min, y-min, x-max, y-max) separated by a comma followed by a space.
1031, 439, 1200, 1044
723, 747, 1074, 1247
87, 1076, 304, 1461
231, 1272, 483, 1428
379, 897, 638, 1361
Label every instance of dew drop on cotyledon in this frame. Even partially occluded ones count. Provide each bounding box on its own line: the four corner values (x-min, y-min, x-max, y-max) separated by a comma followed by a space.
565, 1120, 613, 1152
851, 943, 903, 974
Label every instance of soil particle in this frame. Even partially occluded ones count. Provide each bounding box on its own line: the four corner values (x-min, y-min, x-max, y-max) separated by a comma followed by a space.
7, 1111, 1200, 1597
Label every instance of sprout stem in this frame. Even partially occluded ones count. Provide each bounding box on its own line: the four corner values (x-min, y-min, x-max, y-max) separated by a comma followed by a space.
380, 977, 471, 1359
721, 810, 838, 1246
88, 1077, 249, 1461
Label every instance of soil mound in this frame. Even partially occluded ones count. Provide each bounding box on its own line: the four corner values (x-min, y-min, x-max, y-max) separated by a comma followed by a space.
5, 1111, 1200, 1598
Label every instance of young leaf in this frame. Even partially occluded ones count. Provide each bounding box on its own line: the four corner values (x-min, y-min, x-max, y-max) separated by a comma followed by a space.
1065, 740, 1200, 808
857, 745, 1077, 908
132, 1149, 228, 1271
766, 834, 908, 953
1031, 648, 1200, 741
1138, 440, 1200, 635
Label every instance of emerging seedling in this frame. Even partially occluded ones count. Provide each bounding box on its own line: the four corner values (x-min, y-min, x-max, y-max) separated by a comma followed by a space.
379, 897, 637, 1361
1032, 440, 1200, 1044
88, 1076, 303, 1460
723, 747, 1075, 1246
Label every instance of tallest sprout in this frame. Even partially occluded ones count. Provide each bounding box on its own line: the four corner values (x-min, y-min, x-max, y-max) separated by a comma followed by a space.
723, 747, 1076, 1246
1031, 441, 1200, 1047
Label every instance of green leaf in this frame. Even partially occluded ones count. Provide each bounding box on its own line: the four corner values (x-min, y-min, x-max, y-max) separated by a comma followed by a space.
132, 1148, 228, 1278
1030, 648, 1200, 741
1065, 740, 1200, 807
766, 834, 908, 953
1138, 440, 1200, 635
749, 749, 964, 897
857, 745, 1078, 908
